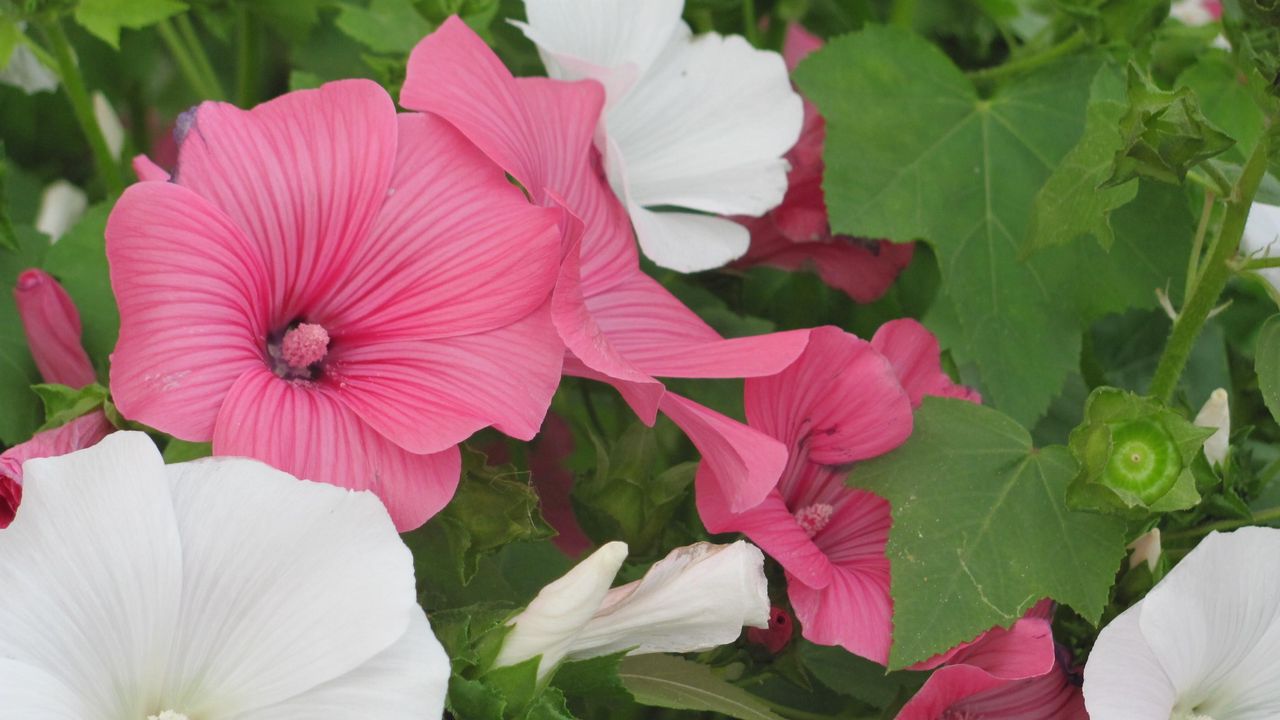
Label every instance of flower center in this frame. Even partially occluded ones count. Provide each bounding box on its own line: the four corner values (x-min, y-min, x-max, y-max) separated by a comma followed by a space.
148, 712, 191, 720
268, 321, 330, 381
794, 503, 834, 537
1103, 418, 1181, 504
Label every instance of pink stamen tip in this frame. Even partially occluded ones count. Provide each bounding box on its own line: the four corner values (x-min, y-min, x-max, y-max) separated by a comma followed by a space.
281, 323, 330, 370
794, 503, 834, 538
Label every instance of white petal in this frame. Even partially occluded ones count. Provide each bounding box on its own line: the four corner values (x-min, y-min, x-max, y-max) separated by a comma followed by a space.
0, 659, 90, 719
1084, 603, 1177, 720
629, 204, 751, 272
0, 432, 183, 718
515, 0, 683, 87
606, 30, 802, 216
236, 610, 450, 719
566, 541, 769, 661
1243, 202, 1280, 293
161, 455, 419, 716
495, 541, 628, 678
0, 44, 58, 94
92, 92, 125, 160
1194, 388, 1230, 468
35, 180, 88, 241
1127, 528, 1162, 573
1138, 528, 1280, 719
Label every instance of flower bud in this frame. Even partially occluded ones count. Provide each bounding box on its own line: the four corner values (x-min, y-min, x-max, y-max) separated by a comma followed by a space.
1194, 388, 1229, 468
34, 180, 87, 241
13, 269, 96, 388
748, 606, 794, 654
1127, 528, 1162, 573
1103, 418, 1181, 505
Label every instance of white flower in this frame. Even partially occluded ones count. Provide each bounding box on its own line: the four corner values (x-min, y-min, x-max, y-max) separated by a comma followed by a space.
1083, 527, 1280, 719
92, 91, 126, 160
0, 432, 449, 718
35, 180, 88, 241
0, 43, 58, 94
1194, 388, 1229, 468
496, 540, 769, 679
1243, 202, 1280, 294
1170, 0, 1220, 27
515, 0, 804, 273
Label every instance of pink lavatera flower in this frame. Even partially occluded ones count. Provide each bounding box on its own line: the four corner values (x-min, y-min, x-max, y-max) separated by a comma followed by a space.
697, 320, 977, 663
899, 604, 1086, 720
735, 25, 914, 304
402, 18, 812, 514
107, 80, 564, 531
13, 269, 96, 388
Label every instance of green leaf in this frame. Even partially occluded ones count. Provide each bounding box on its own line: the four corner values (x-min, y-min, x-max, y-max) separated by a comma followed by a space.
1178, 52, 1269, 163
448, 674, 507, 720
1256, 314, 1280, 424
43, 203, 116, 371
335, 0, 434, 54
849, 397, 1128, 668
795, 641, 925, 709
0, 226, 48, 445
162, 438, 212, 462
552, 653, 634, 705
73, 0, 188, 49
1026, 62, 1137, 252
618, 654, 785, 720
1058, 0, 1169, 44
0, 142, 17, 251
31, 382, 107, 430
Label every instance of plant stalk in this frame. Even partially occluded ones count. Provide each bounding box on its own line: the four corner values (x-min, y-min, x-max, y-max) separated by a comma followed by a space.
1164, 505, 1280, 541
1150, 133, 1272, 402
967, 31, 1085, 83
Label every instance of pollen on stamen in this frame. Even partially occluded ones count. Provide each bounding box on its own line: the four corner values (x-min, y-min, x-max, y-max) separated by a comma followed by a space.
148, 711, 191, 720
281, 322, 330, 371
794, 503, 834, 538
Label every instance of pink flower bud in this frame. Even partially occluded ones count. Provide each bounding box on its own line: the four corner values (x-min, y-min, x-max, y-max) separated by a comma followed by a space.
13, 269, 96, 388
748, 606, 794, 654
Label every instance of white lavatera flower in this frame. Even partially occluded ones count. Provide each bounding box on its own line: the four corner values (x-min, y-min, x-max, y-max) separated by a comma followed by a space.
1194, 388, 1230, 468
0, 431, 449, 719
1243, 202, 1280, 294
1083, 527, 1280, 720
35, 179, 88, 241
515, 0, 804, 273
496, 540, 770, 679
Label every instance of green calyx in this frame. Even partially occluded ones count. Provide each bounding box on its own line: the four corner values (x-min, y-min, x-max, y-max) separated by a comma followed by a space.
1067, 387, 1214, 516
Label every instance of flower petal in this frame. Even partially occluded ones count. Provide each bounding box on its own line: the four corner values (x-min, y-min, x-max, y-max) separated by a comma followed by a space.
0, 660, 89, 719
695, 484, 833, 590
0, 411, 114, 527
586, 270, 811, 378
173, 79, 397, 321
237, 611, 450, 719
1084, 604, 1176, 720
162, 453, 419, 714
212, 366, 462, 531
871, 318, 981, 407
320, 113, 561, 339
660, 392, 787, 513
789, 565, 894, 664
107, 181, 269, 441
0, 432, 182, 718
568, 541, 769, 660
628, 203, 751, 273
333, 304, 563, 452
515, 0, 684, 86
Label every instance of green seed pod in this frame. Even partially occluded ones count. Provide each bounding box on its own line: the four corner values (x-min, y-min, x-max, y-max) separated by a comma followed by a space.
1102, 418, 1182, 504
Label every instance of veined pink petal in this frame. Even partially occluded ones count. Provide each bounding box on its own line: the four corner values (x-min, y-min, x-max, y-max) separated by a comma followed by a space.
173, 79, 398, 324
696, 481, 833, 589
782, 24, 823, 71
871, 319, 980, 407
13, 269, 96, 387
746, 326, 911, 467
131, 154, 170, 182
789, 562, 893, 663
107, 181, 270, 441
660, 392, 787, 513
402, 17, 637, 292
587, 271, 811, 378
898, 638, 1082, 720
0, 411, 113, 528
332, 305, 564, 454
321, 113, 562, 339
212, 365, 461, 531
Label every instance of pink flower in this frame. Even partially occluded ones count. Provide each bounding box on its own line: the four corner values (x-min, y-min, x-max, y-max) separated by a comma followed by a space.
697, 319, 976, 663
13, 269, 96, 388
898, 603, 1087, 720
529, 413, 592, 556
735, 25, 914, 303
402, 18, 813, 515
107, 80, 564, 531
0, 411, 114, 528
747, 605, 795, 654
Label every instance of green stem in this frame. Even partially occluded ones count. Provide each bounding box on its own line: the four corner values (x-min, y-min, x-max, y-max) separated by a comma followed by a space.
1150, 132, 1272, 402
742, 0, 759, 45
36, 19, 124, 196
1164, 505, 1280, 541
176, 14, 225, 101
967, 31, 1086, 83
1242, 256, 1280, 271
235, 4, 256, 106
889, 0, 917, 28
156, 19, 221, 101
1185, 191, 1216, 302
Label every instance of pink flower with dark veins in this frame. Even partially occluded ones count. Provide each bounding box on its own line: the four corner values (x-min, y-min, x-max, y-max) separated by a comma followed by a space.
736, 25, 915, 304
108, 80, 565, 531
402, 18, 814, 516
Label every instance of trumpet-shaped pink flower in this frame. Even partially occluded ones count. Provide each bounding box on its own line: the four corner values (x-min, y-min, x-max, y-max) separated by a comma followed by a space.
697, 320, 976, 662
736, 25, 914, 303
107, 80, 564, 531
14, 269, 96, 388
402, 18, 812, 514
